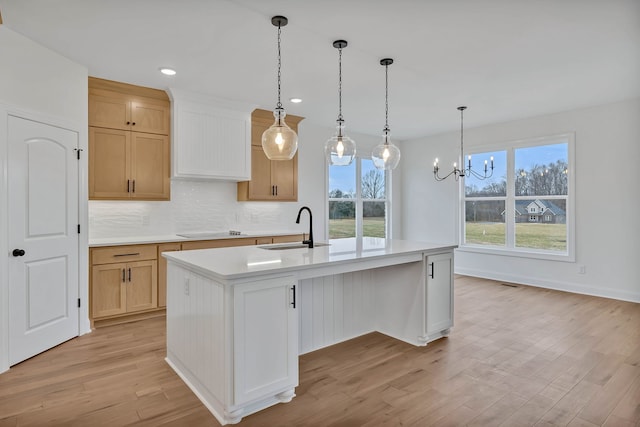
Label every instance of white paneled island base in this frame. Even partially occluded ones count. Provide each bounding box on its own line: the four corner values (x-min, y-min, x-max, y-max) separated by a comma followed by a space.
164, 238, 456, 425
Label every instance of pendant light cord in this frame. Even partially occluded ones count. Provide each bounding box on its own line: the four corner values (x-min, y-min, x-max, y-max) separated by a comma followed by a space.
460, 107, 465, 170
383, 62, 390, 142
276, 24, 282, 110
385, 64, 389, 128
338, 46, 343, 123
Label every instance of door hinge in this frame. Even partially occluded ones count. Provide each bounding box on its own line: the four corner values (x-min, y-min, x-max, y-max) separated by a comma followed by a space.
77, 298, 81, 308
74, 148, 83, 160
77, 224, 81, 234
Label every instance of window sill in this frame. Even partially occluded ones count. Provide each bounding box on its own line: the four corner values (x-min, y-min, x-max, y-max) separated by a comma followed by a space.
457, 244, 575, 263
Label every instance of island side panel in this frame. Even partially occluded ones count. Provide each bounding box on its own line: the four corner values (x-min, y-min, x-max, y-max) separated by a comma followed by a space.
165, 262, 229, 424
373, 261, 426, 346
298, 270, 377, 355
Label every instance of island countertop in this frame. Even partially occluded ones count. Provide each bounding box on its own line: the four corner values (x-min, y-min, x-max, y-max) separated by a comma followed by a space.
163, 237, 457, 281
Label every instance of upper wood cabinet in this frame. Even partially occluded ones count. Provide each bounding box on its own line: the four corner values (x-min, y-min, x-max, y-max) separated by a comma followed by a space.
237, 109, 304, 201
169, 89, 252, 181
89, 92, 170, 135
88, 77, 171, 200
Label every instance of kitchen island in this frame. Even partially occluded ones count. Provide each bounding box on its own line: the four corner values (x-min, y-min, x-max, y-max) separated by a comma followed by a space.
163, 237, 456, 425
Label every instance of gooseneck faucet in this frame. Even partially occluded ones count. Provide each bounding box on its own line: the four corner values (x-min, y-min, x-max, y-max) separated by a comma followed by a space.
295, 206, 314, 248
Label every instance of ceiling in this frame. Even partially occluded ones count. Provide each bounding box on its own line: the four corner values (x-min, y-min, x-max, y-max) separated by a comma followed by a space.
1, 0, 639, 140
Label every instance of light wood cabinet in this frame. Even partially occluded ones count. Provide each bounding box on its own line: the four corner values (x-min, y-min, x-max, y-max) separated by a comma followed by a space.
90, 245, 158, 323
89, 128, 169, 199
89, 77, 170, 200
89, 93, 169, 134
237, 109, 304, 201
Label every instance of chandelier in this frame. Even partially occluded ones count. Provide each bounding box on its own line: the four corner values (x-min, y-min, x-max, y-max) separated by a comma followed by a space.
434, 106, 494, 181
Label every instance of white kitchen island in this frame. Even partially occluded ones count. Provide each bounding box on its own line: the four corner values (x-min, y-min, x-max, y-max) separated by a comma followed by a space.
163, 237, 456, 425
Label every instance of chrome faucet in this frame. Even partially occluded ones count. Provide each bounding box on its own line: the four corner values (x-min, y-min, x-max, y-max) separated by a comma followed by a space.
295, 206, 314, 248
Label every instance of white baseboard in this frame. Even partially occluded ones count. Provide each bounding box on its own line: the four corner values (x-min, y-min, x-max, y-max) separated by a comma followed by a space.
455, 267, 640, 303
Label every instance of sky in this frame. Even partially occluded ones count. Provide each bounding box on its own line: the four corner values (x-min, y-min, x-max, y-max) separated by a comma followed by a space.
329, 158, 379, 196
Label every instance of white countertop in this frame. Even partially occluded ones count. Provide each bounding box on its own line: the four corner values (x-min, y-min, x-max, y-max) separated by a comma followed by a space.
88, 230, 303, 247
163, 237, 457, 281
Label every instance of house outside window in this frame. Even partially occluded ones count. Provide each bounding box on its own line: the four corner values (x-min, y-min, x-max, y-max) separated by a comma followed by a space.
462, 134, 574, 261
328, 157, 389, 239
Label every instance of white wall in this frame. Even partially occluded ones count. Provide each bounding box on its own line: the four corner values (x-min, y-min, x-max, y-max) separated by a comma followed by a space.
0, 25, 89, 372
402, 98, 640, 302
89, 121, 403, 241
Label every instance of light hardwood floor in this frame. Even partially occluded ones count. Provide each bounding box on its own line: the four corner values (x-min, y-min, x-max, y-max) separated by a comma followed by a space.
1, 276, 639, 426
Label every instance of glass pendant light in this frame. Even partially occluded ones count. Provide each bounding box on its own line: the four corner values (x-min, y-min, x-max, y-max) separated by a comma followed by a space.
325, 40, 356, 166
262, 16, 298, 161
372, 58, 401, 170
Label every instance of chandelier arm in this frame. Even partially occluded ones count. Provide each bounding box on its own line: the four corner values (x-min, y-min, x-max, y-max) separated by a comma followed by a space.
434, 167, 460, 182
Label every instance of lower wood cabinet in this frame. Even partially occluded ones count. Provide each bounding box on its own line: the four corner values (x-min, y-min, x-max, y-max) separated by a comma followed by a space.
90, 234, 303, 327
90, 245, 158, 324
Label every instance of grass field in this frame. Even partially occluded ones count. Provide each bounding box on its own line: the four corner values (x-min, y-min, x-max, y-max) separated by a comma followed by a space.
465, 222, 566, 251
329, 217, 385, 238
330, 219, 565, 251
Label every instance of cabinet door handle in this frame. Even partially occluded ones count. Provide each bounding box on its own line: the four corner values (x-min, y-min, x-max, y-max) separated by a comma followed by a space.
122, 268, 126, 283
275, 185, 278, 196
132, 122, 136, 126
291, 285, 296, 309
126, 121, 131, 125
132, 180, 135, 193
128, 268, 132, 282
114, 252, 140, 257
429, 262, 435, 279
127, 179, 131, 193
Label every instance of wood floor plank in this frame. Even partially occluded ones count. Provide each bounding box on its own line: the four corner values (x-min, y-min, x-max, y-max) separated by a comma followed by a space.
0, 276, 638, 426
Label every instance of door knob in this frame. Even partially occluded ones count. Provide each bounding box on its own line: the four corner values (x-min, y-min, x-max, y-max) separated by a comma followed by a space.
12, 249, 25, 257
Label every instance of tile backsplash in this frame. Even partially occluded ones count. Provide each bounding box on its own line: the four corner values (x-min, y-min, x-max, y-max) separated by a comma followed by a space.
89, 180, 303, 239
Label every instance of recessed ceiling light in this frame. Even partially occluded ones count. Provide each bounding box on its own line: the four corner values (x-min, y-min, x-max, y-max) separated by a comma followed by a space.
290, 98, 302, 103
159, 67, 176, 76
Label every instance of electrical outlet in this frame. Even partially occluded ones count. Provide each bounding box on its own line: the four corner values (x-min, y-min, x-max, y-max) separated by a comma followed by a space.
184, 278, 190, 295
578, 265, 586, 274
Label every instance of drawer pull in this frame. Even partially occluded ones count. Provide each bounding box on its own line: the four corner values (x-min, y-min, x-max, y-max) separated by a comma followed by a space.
113, 253, 140, 257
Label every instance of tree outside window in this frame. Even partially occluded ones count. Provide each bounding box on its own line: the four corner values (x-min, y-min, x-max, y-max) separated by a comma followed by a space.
328, 158, 388, 239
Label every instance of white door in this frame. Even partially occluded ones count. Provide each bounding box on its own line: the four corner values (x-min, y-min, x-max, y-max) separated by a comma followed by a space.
8, 115, 79, 366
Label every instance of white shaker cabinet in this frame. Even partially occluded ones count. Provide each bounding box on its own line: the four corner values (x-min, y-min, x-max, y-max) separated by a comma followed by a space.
233, 277, 298, 406
169, 89, 252, 180
425, 252, 454, 339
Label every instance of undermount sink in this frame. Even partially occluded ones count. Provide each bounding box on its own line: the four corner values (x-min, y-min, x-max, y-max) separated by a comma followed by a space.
258, 242, 330, 250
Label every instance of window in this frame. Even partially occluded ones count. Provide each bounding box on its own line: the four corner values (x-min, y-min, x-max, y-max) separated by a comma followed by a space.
328, 158, 389, 239
462, 134, 574, 260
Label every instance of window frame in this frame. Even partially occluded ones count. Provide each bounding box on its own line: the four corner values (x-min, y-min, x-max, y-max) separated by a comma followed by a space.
459, 133, 575, 262
326, 156, 391, 240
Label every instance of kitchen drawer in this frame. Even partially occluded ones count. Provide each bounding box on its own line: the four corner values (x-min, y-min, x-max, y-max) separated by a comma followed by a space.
181, 238, 255, 251
92, 244, 157, 265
